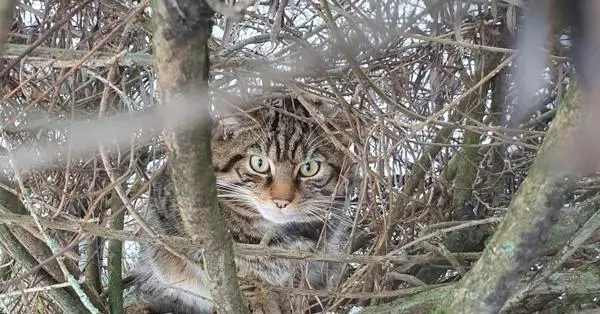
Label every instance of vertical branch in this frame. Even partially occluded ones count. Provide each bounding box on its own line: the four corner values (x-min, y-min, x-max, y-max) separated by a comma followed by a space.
107, 193, 124, 314
0, 0, 14, 52
151, 0, 248, 313
83, 237, 102, 296
450, 31, 505, 212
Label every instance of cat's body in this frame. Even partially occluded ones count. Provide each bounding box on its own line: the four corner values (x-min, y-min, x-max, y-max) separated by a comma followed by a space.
134, 98, 351, 314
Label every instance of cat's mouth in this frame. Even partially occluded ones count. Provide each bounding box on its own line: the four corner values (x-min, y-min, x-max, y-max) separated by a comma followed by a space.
215, 180, 315, 224
255, 204, 301, 224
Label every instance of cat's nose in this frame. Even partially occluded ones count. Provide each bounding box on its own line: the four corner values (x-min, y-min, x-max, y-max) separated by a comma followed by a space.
273, 199, 290, 208
270, 176, 295, 208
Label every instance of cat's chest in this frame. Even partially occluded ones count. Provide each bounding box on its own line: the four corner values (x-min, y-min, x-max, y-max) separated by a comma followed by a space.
232, 222, 320, 286
225, 214, 280, 244
226, 215, 321, 248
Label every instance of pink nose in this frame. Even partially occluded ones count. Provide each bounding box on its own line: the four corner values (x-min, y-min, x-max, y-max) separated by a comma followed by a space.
273, 199, 290, 208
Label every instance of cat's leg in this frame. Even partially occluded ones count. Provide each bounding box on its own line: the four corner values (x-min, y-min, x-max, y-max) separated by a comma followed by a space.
135, 247, 214, 314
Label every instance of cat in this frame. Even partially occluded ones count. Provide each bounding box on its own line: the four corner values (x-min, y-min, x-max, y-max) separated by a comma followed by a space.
133, 97, 352, 313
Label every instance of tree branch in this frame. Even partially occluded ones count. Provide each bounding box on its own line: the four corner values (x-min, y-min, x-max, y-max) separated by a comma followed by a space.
448, 88, 587, 313
0, 0, 14, 53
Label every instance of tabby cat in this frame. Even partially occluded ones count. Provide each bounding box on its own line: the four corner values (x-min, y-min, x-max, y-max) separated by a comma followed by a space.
133, 97, 351, 313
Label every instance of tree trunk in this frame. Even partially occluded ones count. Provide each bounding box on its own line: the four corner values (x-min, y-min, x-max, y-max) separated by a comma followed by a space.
151, 0, 248, 313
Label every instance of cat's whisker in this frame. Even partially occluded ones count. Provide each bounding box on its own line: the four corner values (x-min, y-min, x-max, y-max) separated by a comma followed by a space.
217, 194, 253, 200
216, 187, 252, 194
301, 200, 347, 208
217, 182, 255, 194
304, 129, 325, 150
217, 191, 255, 199
302, 198, 346, 203
306, 134, 327, 150
307, 135, 333, 151
217, 191, 253, 199
303, 205, 352, 224
303, 208, 327, 222
249, 114, 271, 151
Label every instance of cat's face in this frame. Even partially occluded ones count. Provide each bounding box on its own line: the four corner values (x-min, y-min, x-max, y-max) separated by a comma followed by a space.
212, 99, 348, 225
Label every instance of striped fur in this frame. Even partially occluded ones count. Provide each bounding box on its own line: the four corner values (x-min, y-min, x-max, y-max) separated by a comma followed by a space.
134, 98, 351, 313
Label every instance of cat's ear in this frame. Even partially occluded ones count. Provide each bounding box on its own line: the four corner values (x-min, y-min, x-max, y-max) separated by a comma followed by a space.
212, 115, 238, 141
311, 99, 349, 124
212, 96, 259, 141
211, 113, 256, 171
213, 109, 263, 150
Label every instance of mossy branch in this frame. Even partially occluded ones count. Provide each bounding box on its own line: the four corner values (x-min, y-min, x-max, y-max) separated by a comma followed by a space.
0, 178, 90, 313
107, 194, 124, 314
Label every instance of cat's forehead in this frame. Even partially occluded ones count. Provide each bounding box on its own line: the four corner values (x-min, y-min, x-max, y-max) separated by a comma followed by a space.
244, 118, 322, 162
215, 97, 341, 162
244, 109, 326, 161
218, 98, 312, 135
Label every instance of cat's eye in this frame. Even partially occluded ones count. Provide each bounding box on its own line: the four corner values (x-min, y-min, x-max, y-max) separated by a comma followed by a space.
249, 155, 270, 173
299, 160, 320, 177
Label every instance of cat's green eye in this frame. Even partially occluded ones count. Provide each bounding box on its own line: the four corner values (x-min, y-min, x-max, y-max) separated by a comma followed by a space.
299, 160, 320, 177
249, 155, 270, 173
